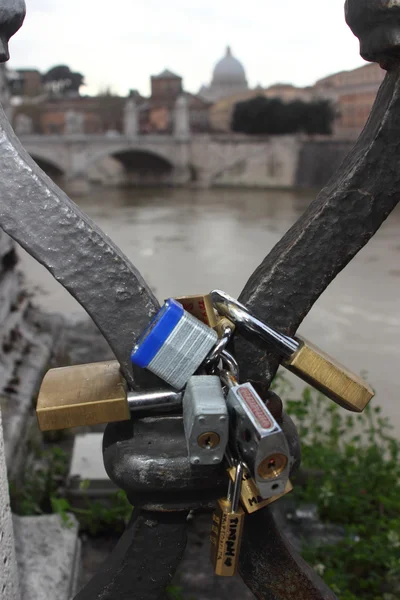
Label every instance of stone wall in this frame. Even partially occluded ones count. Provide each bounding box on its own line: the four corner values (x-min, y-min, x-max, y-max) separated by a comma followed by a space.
190, 135, 300, 188
0, 229, 57, 599
295, 139, 354, 189
0, 410, 19, 600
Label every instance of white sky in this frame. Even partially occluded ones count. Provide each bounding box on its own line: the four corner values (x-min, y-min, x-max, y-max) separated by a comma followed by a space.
7, 0, 368, 97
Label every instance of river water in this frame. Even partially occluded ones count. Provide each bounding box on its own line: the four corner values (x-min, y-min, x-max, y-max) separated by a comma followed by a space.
18, 186, 400, 434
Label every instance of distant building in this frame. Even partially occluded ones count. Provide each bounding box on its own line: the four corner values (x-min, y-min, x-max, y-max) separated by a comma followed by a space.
0, 65, 11, 120
142, 69, 211, 133
199, 46, 249, 102
9, 69, 43, 98
13, 95, 127, 135
314, 63, 385, 137
210, 62, 385, 137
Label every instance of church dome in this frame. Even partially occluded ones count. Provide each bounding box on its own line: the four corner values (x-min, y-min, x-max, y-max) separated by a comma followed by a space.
212, 46, 247, 86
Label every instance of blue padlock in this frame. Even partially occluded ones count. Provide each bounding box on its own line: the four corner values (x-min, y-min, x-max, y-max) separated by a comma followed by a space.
131, 298, 218, 390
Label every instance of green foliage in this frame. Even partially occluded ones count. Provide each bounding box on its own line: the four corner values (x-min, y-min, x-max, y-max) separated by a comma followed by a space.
231, 95, 335, 135
11, 445, 69, 516
166, 584, 185, 600
278, 379, 400, 600
11, 446, 132, 536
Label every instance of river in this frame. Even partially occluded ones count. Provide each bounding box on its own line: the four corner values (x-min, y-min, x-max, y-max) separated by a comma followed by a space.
17, 186, 400, 435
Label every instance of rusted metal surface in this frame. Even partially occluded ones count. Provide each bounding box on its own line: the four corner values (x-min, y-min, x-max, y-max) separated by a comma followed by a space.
74, 508, 188, 600
346, 0, 400, 68
236, 66, 400, 397
239, 508, 337, 600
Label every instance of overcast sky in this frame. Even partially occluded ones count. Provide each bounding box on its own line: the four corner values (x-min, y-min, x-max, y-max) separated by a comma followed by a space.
7, 0, 367, 97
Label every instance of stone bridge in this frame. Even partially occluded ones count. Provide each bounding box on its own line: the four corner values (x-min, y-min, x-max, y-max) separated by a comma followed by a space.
19, 133, 353, 193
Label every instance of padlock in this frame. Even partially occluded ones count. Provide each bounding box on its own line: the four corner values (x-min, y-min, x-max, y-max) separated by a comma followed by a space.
211, 290, 374, 413
214, 316, 235, 339
210, 461, 245, 577
174, 294, 218, 328
221, 369, 290, 500
131, 298, 218, 390
227, 464, 293, 513
36, 360, 183, 431
225, 449, 293, 513
182, 375, 228, 465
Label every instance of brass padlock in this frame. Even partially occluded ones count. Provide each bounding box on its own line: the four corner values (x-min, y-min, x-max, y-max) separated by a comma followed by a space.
36, 361, 129, 431
174, 294, 218, 328
211, 290, 374, 413
210, 461, 245, 577
228, 465, 293, 513
284, 336, 374, 412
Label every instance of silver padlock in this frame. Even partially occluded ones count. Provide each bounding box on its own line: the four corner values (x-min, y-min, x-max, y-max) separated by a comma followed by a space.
183, 375, 229, 465
221, 369, 290, 499
131, 298, 218, 390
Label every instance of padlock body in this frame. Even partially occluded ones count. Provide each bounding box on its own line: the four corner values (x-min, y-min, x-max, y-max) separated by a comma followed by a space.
210, 498, 245, 576
131, 299, 218, 390
227, 467, 293, 513
226, 382, 290, 499
286, 336, 374, 412
36, 361, 129, 431
183, 376, 228, 465
174, 294, 217, 327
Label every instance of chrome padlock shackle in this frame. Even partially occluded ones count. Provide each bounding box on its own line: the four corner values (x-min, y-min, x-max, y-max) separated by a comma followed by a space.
220, 350, 240, 382
211, 289, 374, 413
211, 289, 298, 357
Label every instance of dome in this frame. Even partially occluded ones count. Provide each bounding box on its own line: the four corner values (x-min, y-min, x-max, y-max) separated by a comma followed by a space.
212, 46, 247, 86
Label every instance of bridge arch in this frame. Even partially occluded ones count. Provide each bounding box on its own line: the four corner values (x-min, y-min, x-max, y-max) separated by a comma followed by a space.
85, 145, 177, 172
85, 144, 177, 186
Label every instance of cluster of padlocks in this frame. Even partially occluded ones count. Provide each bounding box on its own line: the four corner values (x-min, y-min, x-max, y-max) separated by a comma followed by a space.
36, 290, 374, 577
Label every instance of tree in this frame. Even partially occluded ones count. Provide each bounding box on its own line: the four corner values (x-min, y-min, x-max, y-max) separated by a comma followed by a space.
231, 96, 335, 135
42, 65, 85, 96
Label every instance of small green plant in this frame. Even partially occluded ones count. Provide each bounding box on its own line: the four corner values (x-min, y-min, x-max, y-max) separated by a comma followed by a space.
51, 483, 132, 535
11, 445, 132, 535
166, 584, 185, 600
11, 445, 69, 515
280, 381, 400, 600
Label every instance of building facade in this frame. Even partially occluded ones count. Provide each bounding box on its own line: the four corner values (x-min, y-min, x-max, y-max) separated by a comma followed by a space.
314, 63, 385, 137
141, 69, 210, 134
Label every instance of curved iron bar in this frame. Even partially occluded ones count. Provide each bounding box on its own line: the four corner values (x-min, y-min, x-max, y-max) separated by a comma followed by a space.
235, 5, 400, 598
0, 0, 25, 61
0, 106, 160, 387
236, 66, 400, 394
74, 509, 188, 600
239, 507, 337, 600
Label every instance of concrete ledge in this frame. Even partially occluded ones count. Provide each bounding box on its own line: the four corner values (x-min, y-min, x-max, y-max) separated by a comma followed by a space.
13, 513, 81, 600
67, 433, 116, 506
